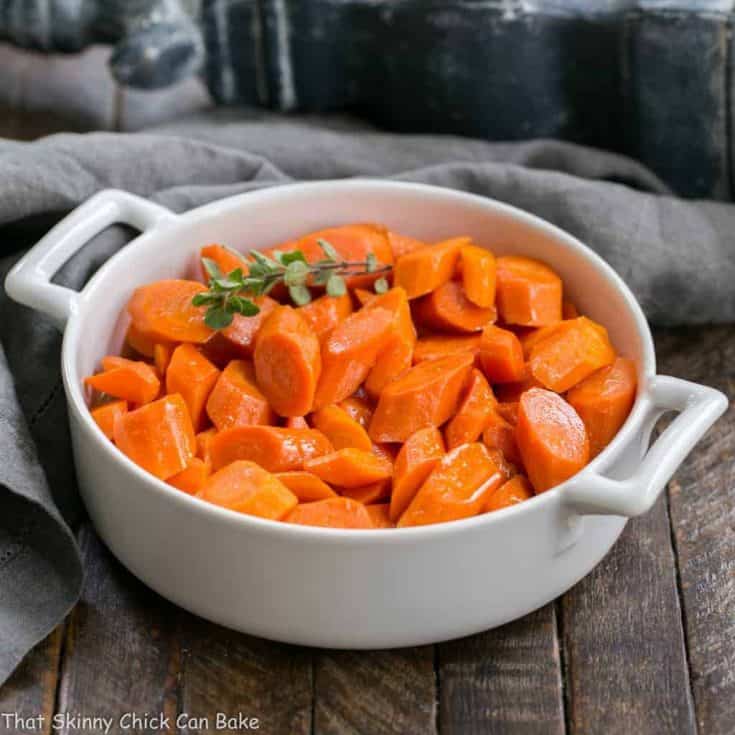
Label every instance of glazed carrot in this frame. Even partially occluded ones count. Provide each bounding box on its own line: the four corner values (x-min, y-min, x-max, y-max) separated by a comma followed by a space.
413, 334, 482, 364
496, 255, 562, 326
387, 230, 428, 259
390, 426, 445, 522
265, 224, 394, 289
113, 394, 195, 479
478, 325, 526, 383
364, 287, 416, 398
298, 293, 353, 341
311, 404, 373, 452
199, 243, 247, 280
484, 447, 516, 481
127, 280, 213, 343
366, 503, 394, 529
206, 359, 274, 431
528, 316, 616, 392
201, 295, 278, 366
200, 460, 298, 520
459, 244, 496, 308
562, 300, 579, 319
398, 443, 506, 527
91, 400, 128, 440
369, 352, 474, 442
496, 402, 519, 426
445, 368, 497, 449
484, 475, 533, 513
254, 306, 322, 416
286, 497, 374, 529
313, 307, 394, 409
516, 388, 589, 493
125, 323, 157, 358
166, 343, 220, 430
413, 280, 496, 334
371, 441, 397, 465
275, 471, 337, 502
339, 478, 392, 505
85, 357, 160, 404
339, 395, 374, 429
153, 342, 174, 377
567, 357, 637, 457
353, 288, 375, 307
393, 237, 468, 299
210, 426, 333, 472
285, 416, 309, 429
482, 409, 521, 465
305, 448, 392, 488
168, 457, 210, 495
494, 374, 543, 403
195, 428, 217, 466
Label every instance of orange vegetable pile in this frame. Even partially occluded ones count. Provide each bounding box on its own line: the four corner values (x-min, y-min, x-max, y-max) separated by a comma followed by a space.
85, 224, 637, 530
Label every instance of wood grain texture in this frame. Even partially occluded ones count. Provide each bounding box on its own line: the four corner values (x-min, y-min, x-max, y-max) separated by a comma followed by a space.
655, 325, 735, 734
313, 647, 436, 735
438, 605, 565, 735
0, 626, 64, 735
561, 498, 696, 735
55, 525, 181, 735
179, 620, 312, 735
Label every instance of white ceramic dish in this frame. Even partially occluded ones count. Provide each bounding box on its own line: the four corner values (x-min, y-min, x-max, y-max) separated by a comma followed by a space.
5, 181, 727, 649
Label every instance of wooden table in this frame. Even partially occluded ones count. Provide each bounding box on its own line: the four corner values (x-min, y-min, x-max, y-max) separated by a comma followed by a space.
0, 44, 733, 735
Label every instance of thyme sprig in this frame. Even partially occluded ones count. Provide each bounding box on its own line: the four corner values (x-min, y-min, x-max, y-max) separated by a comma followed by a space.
193, 239, 392, 329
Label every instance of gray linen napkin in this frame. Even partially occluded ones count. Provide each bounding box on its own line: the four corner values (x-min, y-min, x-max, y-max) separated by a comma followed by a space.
1, 110, 734, 684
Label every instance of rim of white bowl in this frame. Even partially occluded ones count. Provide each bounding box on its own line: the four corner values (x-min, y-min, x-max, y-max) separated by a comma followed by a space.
62, 179, 656, 544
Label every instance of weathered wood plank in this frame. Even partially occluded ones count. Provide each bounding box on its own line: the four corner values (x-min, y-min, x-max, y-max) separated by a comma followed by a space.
438, 604, 565, 735
178, 621, 312, 735
0, 626, 64, 735
655, 325, 735, 734
561, 497, 696, 734
55, 525, 180, 735
313, 647, 436, 735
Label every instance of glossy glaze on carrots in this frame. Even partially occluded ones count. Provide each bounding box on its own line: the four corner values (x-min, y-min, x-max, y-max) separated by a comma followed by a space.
84, 224, 637, 529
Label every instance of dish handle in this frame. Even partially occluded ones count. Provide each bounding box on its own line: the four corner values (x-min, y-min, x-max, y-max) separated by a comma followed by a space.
4, 189, 175, 330
563, 375, 728, 517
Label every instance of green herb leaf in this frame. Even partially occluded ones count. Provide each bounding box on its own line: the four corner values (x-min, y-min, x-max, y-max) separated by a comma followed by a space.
205, 306, 234, 329
289, 285, 312, 306
192, 292, 221, 306
366, 252, 377, 273
280, 250, 308, 266
249, 250, 281, 270
326, 274, 346, 297
201, 257, 223, 280
374, 277, 389, 294
317, 238, 339, 261
284, 260, 310, 287
230, 296, 261, 316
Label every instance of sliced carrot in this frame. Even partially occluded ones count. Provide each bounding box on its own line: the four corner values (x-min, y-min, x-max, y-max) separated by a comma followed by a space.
482, 409, 521, 465
353, 288, 375, 307
478, 324, 526, 383
201, 295, 278, 366
274, 471, 337, 502
85, 357, 160, 404
304, 448, 393, 488
166, 343, 220, 430
339, 396, 374, 429
369, 352, 474, 443
254, 306, 321, 416
496, 402, 519, 425
206, 359, 274, 431
311, 404, 373, 451
445, 368, 497, 449
484, 475, 533, 513
199, 243, 247, 281
285, 416, 309, 429
567, 357, 637, 457
371, 441, 397, 465
519, 322, 565, 358
393, 237, 467, 299
484, 447, 517, 481
516, 388, 589, 493
168, 457, 210, 495
339, 479, 391, 505
113, 394, 195, 479
528, 316, 616, 392
153, 342, 174, 377
195, 428, 217, 466
91, 400, 128, 440
364, 287, 416, 398
313, 307, 394, 409
562, 300, 579, 319
127, 279, 213, 344
366, 503, 394, 529
413, 334, 482, 364
390, 426, 445, 522
398, 443, 506, 527
494, 373, 543, 403
125, 323, 157, 358
413, 280, 496, 334
496, 255, 562, 326
388, 230, 429, 259
459, 244, 496, 308
298, 293, 353, 341
200, 460, 297, 520
286, 497, 374, 529
210, 426, 333, 472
